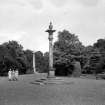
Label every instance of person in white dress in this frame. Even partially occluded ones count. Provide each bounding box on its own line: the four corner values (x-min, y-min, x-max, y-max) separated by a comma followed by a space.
8, 69, 12, 81
15, 69, 19, 81
12, 70, 15, 81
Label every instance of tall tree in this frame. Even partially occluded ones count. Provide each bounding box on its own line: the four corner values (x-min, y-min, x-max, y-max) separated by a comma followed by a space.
83, 39, 105, 74
94, 39, 105, 53
24, 49, 33, 73
2, 41, 27, 74
53, 30, 84, 76
35, 51, 44, 73
54, 30, 84, 55
43, 52, 49, 73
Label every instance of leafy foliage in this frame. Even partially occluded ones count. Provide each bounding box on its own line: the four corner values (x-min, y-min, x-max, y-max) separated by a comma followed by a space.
83, 39, 105, 74
54, 30, 84, 55
0, 41, 33, 75
54, 30, 84, 76
0, 30, 105, 76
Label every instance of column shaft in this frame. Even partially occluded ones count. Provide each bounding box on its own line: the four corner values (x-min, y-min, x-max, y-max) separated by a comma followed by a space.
33, 52, 36, 73
48, 37, 55, 78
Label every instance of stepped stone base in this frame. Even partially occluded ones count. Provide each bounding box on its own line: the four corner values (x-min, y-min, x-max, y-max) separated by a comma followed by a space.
31, 77, 74, 85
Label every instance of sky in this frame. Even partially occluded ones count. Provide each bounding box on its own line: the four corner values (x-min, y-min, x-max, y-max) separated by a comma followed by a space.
0, 0, 105, 52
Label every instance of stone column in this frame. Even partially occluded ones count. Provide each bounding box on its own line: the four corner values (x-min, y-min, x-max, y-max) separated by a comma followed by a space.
33, 51, 36, 73
46, 22, 56, 78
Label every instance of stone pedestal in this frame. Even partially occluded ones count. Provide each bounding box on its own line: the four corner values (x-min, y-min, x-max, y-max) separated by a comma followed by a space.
47, 68, 55, 78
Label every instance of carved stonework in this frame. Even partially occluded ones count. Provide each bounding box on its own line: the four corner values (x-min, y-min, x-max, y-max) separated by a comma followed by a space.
45, 22, 56, 78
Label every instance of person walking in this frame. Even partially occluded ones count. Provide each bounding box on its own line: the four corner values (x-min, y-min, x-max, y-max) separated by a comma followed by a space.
15, 69, 19, 81
8, 69, 12, 81
12, 70, 16, 81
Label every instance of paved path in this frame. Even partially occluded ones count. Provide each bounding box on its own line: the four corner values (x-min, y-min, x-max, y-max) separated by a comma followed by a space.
0, 74, 105, 105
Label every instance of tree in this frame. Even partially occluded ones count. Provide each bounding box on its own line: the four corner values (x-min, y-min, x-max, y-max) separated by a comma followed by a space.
1, 41, 28, 75
3, 41, 23, 57
35, 51, 44, 73
0, 45, 10, 76
24, 50, 33, 74
94, 39, 105, 53
54, 30, 84, 55
93, 39, 105, 73
43, 52, 49, 73
82, 39, 105, 74
54, 30, 84, 76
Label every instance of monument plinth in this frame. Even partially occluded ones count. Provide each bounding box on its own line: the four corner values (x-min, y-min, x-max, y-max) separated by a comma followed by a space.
45, 22, 56, 78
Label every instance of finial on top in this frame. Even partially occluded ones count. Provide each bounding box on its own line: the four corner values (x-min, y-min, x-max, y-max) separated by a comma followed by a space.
49, 21, 53, 30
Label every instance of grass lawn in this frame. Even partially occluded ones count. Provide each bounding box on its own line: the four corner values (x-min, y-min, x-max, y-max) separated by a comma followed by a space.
0, 74, 105, 105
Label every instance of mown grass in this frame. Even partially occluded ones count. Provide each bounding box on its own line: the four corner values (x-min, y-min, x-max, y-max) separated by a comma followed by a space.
0, 74, 105, 105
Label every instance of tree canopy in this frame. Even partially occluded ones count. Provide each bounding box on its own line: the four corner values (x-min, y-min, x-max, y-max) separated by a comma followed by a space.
53, 30, 84, 76
0, 30, 105, 76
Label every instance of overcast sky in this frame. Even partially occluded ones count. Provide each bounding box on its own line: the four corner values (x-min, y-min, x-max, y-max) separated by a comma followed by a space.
0, 0, 105, 52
